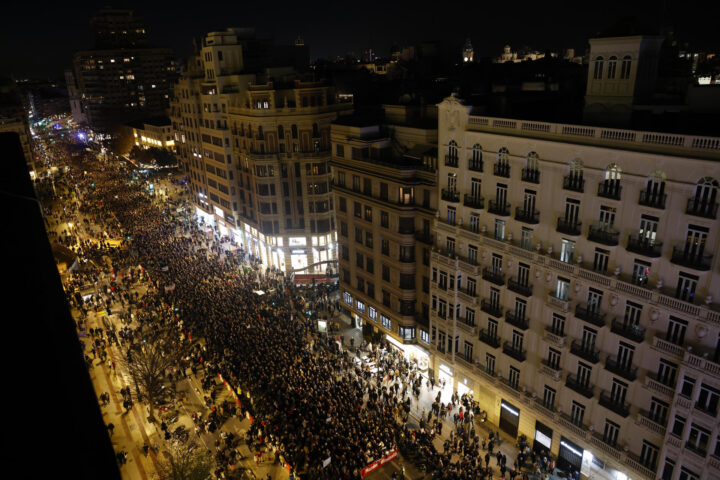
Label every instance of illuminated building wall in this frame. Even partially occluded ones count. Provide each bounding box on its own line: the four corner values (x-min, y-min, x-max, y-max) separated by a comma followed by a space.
331, 105, 438, 361
431, 93, 720, 480
130, 117, 174, 149
170, 28, 352, 273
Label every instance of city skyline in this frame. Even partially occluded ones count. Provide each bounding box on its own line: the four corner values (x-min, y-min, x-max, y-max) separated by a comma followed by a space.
3, 0, 719, 78
3, 3, 720, 479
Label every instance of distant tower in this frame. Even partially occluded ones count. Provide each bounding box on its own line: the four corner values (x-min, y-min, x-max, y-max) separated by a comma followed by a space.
295, 35, 304, 47
463, 38, 474, 63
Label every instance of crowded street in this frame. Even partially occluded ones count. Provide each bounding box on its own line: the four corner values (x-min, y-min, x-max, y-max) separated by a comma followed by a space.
36, 136, 569, 480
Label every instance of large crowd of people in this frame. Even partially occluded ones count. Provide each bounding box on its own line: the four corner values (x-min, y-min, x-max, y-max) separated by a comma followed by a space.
46, 151, 565, 480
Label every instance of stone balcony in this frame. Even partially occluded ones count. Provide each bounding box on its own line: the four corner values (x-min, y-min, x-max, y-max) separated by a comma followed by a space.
539, 360, 562, 381
651, 335, 684, 359
642, 373, 675, 399
635, 410, 667, 436
543, 327, 566, 348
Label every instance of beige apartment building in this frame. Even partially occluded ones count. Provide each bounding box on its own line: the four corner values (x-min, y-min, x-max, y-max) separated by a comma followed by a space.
170, 28, 351, 272
129, 116, 173, 149
331, 105, 437, 364
431, 90, 720, 480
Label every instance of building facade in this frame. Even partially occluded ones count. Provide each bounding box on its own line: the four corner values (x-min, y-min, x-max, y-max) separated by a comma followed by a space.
130, 116, 173, 149
431, 94, 720, 480
71, 8, 175, 132
331, 105, 437, 369
583, 35, 665, 127
170, 28, 352, 272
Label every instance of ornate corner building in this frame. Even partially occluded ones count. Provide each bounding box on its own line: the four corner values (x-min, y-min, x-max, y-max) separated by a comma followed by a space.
170, 28, 352, 273
430, 92, 720, 480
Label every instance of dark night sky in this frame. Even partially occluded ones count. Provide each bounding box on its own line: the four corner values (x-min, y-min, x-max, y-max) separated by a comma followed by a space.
1, 0, 718, 79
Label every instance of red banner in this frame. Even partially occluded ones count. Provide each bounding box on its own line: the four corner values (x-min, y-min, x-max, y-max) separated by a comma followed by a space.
360, 448, 398, 478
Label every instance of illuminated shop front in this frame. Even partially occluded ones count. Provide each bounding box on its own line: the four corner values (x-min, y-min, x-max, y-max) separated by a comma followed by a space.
192, 206, 336, 273
385, 334, 430, 372
499, 399, 520, 437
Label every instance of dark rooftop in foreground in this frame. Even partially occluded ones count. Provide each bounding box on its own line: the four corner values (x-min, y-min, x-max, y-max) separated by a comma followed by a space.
1, 132, 121, 479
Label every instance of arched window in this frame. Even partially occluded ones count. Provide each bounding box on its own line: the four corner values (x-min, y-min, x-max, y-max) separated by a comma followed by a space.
607, 56, 617, 79
470, 144, 483, 171
247, 124, 252, 138
593, 56, 604, 80
600, 163, 622, 199
448, 140, 458, 160
523, 152, 540, 183
291, 124, 298, 139
565, 158, 584, 191
620, 55, 632, 79
526, 152, 539, 170
312, 123, 319, 138
689, 177, 719, 217
641, 170, 667, 208
495, 147, 510, 177
257, 126, 263, 140
277, 125, 284, 139
497, 147, 509, 164
604, 163, 622, 182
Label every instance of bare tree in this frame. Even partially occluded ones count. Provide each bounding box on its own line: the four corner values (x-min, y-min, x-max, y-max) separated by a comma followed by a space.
157, 442, 214, 480
119, 324, 181, 422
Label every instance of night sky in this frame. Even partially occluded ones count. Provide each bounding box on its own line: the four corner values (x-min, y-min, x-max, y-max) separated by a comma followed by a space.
2, 0, 718, 79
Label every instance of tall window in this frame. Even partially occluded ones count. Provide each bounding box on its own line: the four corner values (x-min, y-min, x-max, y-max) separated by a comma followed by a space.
690, 177, 718, 216
687, 424, 710, 455
657, 359, 678, 387
551, 314, 565, 336
639, 214, 659, 244
543, 385, 556, 409
470, 213, 480, 233
649, 397, 669, 425
620, 55, 632, 79
526, 151, 539, 171
494, 219, 506, 241
623, 301, 642, 327
564, 198, 580, 225
471, 144, 483, 170
632, 258, 651, 286
446, 237, 455, 256
448, 140, 458, 160
571, 401, 585, 427
497, 147, 509, 165
607, 56, 617, 79
603, 419, 620, 446
509, 366, 520, 389
447, 206, 456, 226
593, 247, 609, 273
485, 353, 496, 375
447, 173, 457, 191
521, 227, 533, 250
676, 272, 698, 303
643, 170, 666, 206
555, 276, 570, 301
593, 56, 604, 79
560, 238, 575, 264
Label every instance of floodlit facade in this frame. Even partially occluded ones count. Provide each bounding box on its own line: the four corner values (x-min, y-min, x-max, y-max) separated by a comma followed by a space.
170, 28, 352, 272
130, 117, 174, 149
331, 105, 438, 369
71, 8, 175, 132
431, 93, 720, 480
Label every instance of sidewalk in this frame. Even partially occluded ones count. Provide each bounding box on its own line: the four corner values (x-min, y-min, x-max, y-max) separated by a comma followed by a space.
333, 312, 565, 480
